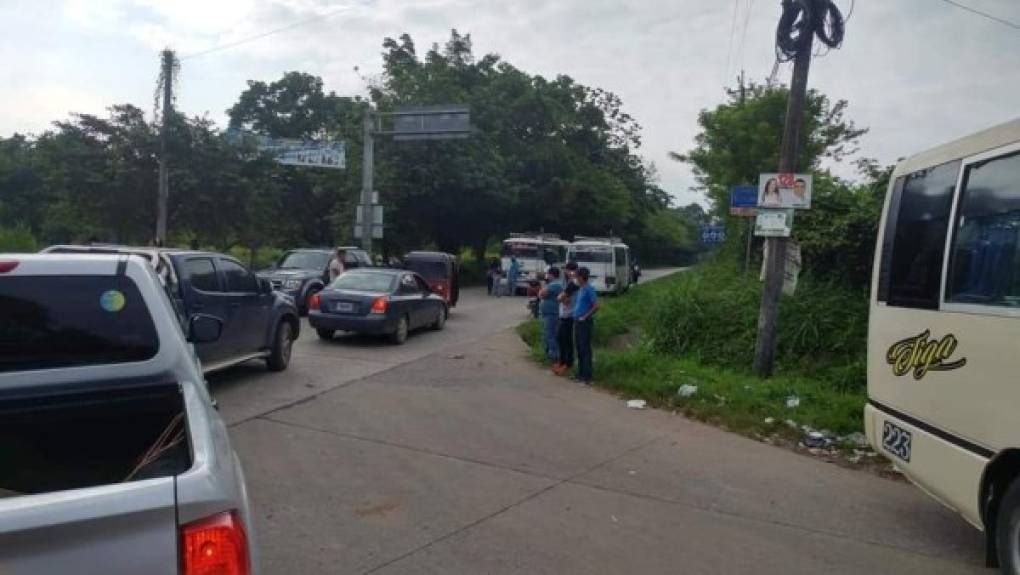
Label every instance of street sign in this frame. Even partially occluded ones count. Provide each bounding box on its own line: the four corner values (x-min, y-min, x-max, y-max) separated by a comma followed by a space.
729, 185, 759, 217
381, 106, 472, 141
758, 173, 812, 209
227, 130, 346, 169
353, 224, 383, 240
701, 225, 726, 244
355, 205, 383, 226
754, 209, 794, 237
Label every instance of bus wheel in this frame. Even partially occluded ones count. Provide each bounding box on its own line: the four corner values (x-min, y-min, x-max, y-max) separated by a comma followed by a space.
995, 479, 1020, 573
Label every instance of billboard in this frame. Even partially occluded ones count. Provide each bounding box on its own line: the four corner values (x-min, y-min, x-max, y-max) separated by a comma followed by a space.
227, 129, 346, 169
754, 209, 794, 237
729, 185, 759, 217
758, 173, 812, 209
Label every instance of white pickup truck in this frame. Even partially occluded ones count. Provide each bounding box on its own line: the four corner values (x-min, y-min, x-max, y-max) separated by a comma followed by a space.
0, 253, 258, 575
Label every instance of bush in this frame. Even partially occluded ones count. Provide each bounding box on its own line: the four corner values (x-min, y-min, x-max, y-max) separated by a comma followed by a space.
645, 259, 868, 389
0, 224, 39, 253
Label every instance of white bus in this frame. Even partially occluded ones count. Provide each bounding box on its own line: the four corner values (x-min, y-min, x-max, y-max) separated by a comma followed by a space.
566, 237, 631, 294
500, 233, 569, 294
865, 117, 1020, 570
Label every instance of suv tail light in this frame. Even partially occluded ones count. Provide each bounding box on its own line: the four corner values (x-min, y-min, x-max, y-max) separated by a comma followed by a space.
181, 510, 249, 575
309, 293, 321, 311
0, 260, 19, 273
370, 296, 389, 314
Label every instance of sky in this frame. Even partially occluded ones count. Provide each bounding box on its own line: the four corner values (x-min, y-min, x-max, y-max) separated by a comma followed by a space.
2, 0, 1018, 207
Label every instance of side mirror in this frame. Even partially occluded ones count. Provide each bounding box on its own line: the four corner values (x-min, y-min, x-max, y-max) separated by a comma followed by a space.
188, 314, 223, 344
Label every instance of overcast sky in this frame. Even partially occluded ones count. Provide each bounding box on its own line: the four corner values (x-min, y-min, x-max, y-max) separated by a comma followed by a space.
2, 0, 1018, 206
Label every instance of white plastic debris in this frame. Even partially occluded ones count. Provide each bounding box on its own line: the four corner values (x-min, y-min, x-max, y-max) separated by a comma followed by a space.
785, 395, 800, 408
764, 417, 775, 425
677, 384, 699, 398
626, 399, 647, 410
784, 419, 799, 430
844, 432, 869, 449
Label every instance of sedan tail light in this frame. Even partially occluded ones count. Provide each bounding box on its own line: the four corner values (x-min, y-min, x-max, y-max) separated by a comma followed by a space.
370, 296, 389, 314
181, 510, 250, 575
309, 293, 321, 311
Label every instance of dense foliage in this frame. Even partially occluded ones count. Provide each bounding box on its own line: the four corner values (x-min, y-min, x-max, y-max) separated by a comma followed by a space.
0, 31, 700, 264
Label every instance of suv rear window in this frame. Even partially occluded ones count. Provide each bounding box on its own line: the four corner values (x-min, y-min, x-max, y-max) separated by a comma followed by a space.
0, 275, 159, 372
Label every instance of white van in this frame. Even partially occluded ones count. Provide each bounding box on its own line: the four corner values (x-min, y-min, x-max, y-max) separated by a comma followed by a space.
865, 117, 1020, 570
567, 237, 631, 294
501, 233, 569, 293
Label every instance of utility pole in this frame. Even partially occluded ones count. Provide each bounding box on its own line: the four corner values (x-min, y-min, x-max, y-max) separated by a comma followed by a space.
359, 108, 375, 253
753, 9, 814, 377
155, 49, 176, 247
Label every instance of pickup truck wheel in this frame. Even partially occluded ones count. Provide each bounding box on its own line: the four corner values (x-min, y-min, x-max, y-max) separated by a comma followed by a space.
316, 328, 334, 340
267, 321, 293, 372
996, 479, 1020, 574
390, 316, 409, 345
432, 307, 447, 331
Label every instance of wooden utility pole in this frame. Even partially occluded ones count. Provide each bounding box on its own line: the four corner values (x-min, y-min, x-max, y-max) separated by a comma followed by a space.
155, 49, 175, 247
753, 19, 814, 377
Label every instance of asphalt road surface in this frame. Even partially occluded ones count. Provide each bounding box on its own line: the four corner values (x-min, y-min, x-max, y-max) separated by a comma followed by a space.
211, 269, 986, 575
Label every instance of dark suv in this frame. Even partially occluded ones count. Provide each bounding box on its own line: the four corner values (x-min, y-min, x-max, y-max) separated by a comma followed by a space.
259, 247, 373, 314
43, 245, 300, 374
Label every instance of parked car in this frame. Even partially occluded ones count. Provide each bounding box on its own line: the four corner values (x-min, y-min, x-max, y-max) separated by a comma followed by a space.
402, 251, 460, 308
309, 268, 447, 344
43, 245, 299, 374
0, 252, 259, 574
258, 247, 373, 314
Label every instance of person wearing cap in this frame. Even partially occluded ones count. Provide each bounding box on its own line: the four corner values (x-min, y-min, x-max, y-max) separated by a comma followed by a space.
553, 262, 579, 375
572, 266, 600, 385
538, 267, 564, 364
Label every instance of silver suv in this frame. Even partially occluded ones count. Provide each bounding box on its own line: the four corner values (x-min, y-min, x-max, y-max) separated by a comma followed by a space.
0, 253, 258, 574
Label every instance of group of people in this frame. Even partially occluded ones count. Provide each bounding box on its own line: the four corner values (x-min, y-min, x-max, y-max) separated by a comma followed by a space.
487, 256, 520, 297
537, 263, 599, 385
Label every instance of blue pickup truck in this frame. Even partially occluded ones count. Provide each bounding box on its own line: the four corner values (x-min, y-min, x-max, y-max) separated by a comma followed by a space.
44, 245, 300, 374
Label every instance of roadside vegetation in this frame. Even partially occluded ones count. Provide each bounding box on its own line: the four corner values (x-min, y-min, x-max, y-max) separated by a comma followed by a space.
519, 265, 867, 439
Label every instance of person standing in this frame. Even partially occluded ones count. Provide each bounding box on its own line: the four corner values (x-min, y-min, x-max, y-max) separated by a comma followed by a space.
553, 262, 579, 375
329, 248, 346, 282
487, 257, 501, 295
506, 256, 520, 296
572, 266, 600, 385
538, 267, 563, 363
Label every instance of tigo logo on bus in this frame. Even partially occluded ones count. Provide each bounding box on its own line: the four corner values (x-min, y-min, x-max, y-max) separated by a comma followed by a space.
886, 330, 967, 380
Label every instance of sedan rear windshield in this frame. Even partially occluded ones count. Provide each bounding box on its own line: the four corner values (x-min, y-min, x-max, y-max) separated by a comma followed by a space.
0, 275, 159, 373
331, 272, 395, 292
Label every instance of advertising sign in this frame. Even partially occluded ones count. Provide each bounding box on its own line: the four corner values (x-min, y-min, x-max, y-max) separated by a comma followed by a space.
227, 129, 346, 169
754, 209, 794, 237
729, 185, 759, 217
701, 225, 726, 244
758, 173, 812, 209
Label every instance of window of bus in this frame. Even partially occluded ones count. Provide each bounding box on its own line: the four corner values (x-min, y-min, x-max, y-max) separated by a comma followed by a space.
877, 160, 960, 309
947, 150, 1020, 307
502, 242, 539, 259
570, 247, 612, 263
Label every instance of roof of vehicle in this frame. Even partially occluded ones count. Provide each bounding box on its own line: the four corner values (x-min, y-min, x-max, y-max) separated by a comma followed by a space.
404, 251, 457, 260
43, 244, 222, 259
894, 116, 1020, 177
503, 234, 569, 245
571, 239, 629, 248
1, 252, 139, 275
344, 267, 405, 276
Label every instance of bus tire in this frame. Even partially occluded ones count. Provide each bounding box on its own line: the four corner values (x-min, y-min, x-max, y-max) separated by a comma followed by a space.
995, 479, 1020, 574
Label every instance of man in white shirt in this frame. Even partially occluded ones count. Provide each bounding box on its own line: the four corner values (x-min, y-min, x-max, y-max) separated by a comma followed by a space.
329, 248, 346, 282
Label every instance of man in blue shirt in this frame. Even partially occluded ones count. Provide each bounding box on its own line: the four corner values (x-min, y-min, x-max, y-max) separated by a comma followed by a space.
572, 267, 600, 384
538, 267, 564, 364
507, 256, 520, 296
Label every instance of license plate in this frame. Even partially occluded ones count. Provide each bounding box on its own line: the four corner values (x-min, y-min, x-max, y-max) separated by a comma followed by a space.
335, 302, 354, 313
882, 421, 912, 462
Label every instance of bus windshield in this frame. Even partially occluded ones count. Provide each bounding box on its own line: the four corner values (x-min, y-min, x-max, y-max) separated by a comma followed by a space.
569, 247, 612, 263
502, 242, 540, 259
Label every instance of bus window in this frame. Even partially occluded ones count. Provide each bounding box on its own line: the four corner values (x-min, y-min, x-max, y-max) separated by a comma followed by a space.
877, 160, 960, 309
947, 151, 1020, 306
502, 242, 539, 259
614, 247, 626, 265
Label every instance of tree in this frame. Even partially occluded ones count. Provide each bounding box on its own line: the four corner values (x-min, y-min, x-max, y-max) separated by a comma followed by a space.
671, 82, 866, 217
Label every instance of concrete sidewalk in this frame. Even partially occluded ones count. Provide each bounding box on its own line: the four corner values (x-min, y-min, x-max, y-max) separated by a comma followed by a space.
231, 328, 986, 574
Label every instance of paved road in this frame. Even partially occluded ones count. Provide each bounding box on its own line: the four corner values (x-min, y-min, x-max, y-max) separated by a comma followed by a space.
211, 269, 986, 575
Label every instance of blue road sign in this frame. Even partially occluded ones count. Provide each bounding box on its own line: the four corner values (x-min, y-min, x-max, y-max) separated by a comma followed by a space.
701, 225, 726, 244
730, 185, 759, 208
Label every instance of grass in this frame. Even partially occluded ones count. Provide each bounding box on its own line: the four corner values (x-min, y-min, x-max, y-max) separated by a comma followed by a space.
518, 270, 868, 440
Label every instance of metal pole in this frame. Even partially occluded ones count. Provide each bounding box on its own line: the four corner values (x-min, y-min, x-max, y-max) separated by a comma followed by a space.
360, 108, 374, 253
753, 29, 813, 377
155, 49, 174, 246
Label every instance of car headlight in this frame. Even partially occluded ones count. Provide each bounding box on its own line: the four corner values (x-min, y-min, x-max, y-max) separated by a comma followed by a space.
284, 279, 303, 290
